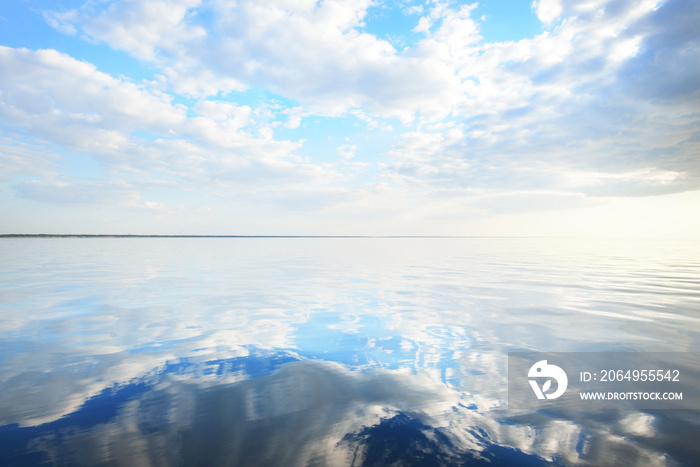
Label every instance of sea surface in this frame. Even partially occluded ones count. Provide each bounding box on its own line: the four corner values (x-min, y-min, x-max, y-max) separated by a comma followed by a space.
0, 237, 699, 466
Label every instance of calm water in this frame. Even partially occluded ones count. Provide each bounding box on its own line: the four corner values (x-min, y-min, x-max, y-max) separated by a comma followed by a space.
1, 237, 699, 466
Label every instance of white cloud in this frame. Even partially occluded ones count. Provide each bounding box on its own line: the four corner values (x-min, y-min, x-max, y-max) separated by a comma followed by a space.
46, 0, 462, 120
1, 0, 696, 234
337, 144, 357, 160
13, 179, 174, 213
47, 0, 207, 62
0, 46, 185, 150
0, 46, 337, 207
0, 135, 61, 182
193, 100, 251, 125
532, 0, 562, 25
382, 129, 471, 186
377, 0, 700, 203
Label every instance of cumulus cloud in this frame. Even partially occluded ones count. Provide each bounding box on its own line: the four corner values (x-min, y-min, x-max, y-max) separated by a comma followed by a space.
2, 0, 697, 231
532, 0, 562, 25
0, 45, 336, 208
378, 0, 700, 206
0, 46, 185, 148
46, 0, 208, 62
45, 0, 462, 120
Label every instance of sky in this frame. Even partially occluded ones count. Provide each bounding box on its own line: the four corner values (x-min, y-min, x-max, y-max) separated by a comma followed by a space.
0, 0, 698, 237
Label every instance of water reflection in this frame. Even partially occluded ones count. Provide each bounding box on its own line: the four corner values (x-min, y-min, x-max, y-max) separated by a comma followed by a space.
1, 238, 699, 465
3, 352, 697, 466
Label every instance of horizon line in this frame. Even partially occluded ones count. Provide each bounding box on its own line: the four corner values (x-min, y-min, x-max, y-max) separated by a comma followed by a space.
0, 233, 513, 239
0, 234, 686, 240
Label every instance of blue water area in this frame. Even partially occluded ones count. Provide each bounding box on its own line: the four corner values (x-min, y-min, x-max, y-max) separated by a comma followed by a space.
1, 237, 699, 465
0, 351, 560, 466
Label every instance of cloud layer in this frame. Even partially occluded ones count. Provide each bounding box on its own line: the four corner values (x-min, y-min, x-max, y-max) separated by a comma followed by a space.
1, 0, 699, 235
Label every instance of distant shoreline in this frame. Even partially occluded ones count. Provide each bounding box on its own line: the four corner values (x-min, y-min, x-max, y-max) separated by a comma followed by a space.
0, 234, 476, 239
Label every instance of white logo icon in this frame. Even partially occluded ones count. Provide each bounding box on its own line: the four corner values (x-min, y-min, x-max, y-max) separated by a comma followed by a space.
528, 360, 568, 400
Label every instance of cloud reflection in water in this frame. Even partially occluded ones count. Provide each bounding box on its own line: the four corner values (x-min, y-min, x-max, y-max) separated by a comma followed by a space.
2, 351, 696, 466
1, 238, 699, 465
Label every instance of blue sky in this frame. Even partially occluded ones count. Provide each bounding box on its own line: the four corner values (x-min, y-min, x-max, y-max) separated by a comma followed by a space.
1, 0, 699, 236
